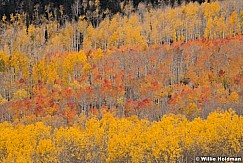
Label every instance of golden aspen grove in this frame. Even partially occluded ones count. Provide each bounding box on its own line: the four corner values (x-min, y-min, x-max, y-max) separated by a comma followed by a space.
0, 0, 243, 162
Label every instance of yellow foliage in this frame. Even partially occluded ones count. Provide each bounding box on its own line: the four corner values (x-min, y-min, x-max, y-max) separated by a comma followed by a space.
36, 139, 57, 162
0, 110, 242, 162
33, 60, 46, 82
228, 91, 239, 103
204, 2, 220, 19
2, 14, 7, 22
92, 48, 104, 60
77, 50, 87, 63
13, 89, 28, 101
46, 61, 59, 85
82, 63, 91, 72
70, 80, 81, 90
9, 51, 30, 78
0, 94, 7, 104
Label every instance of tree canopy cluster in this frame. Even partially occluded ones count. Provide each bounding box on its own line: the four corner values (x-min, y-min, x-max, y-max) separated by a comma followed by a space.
0, 0, 241, 122
0, 35, 242, 123
0, 1, 242, 161
0, 0, 214, 25
0, 110, 243, 162
0, 0, 242, 54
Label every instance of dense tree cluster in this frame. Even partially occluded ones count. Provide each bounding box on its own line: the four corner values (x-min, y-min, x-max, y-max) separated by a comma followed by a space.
0, 0, 215, 25
0, 0, 242, 54
0, 1, 242, 161
0, 36, 242, 122
0, 110, 243, 162
0, 1, 242, 123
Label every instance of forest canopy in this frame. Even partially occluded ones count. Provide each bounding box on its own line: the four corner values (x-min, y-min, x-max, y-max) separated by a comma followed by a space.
0, 0, 242, 121
0, 0, 242, 162
0, 0, 215, 24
